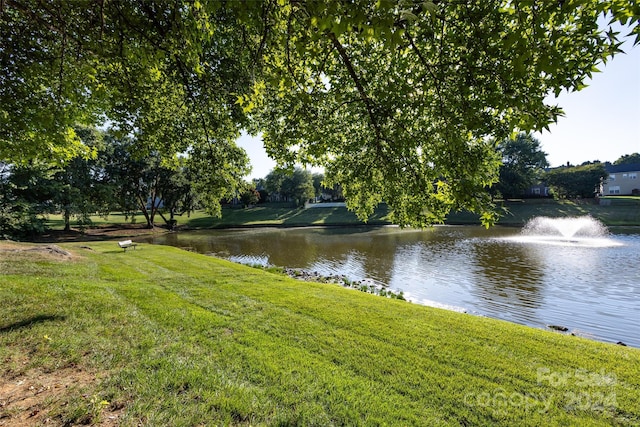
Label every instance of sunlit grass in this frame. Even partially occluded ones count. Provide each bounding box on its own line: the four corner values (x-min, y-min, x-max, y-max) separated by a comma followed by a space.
44, 199, 639, 233
183, 204, 392, 228
44, 204, 392, 231
447, 199, 640, 226
1, 241, 638, 425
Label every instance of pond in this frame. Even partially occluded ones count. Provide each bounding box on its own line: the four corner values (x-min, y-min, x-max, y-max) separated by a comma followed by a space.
144, 220, 640, 347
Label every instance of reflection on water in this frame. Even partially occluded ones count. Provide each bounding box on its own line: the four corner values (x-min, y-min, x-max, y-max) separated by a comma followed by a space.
471, 240, 545, 324
146, 226, 640, 347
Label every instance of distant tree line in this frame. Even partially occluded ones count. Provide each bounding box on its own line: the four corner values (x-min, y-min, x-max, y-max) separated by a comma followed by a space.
490, 133, 637, 201
1, 126, 215, 237
0, 126, 340, 238
239, 169, 343, 209
1, 126, 637, 238
491, 133, 550, 200
544, 164, 608, 199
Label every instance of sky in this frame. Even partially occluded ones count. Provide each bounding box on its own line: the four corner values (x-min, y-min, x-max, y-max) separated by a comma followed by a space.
237, 36, 640, 179
537, 38, 640, 167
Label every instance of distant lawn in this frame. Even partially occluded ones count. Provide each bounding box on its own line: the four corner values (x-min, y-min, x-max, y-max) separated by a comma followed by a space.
447, 198, 640, 227
185, 204, 391, 228
44, 198, 640, 233
599, 196, 640, 201
44, 204, 393, 231
1, 241, 638, 425
45, 211, 150, 229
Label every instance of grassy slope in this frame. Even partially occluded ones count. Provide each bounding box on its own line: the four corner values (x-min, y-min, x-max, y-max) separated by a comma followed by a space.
190, 199, 640, 228
1, 242, 638, 426
185, 204, 391, 228
465, 198, 640, 226
44, 198, 640, 231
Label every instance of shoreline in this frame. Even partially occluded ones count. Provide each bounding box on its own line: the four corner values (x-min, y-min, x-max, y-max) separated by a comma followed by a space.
5, 236, 637, 349
37, 198, 640, 241
236, 259, 634, 349
32, 220, 640, 246
2, 240, 638, 425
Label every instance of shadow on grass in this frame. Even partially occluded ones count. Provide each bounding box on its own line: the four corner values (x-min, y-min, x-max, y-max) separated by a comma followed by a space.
0, 314, 65, 334
281, 208, 312, 224
283, 205, 391, 227
184, 216, 221, 228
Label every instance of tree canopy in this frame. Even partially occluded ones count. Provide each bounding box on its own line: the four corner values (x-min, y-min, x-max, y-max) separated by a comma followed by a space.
2, 1, 638, 226
614, 153, 640, 165
265, 167, 315, 206
493, 133, 549, 199
545, 163, 608, 199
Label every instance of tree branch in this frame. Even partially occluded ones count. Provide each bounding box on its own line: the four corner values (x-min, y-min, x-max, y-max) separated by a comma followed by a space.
255, 0, 272, 66
55, 2, 66, 102
327, 32, 384, 144
285, 7, 306, 92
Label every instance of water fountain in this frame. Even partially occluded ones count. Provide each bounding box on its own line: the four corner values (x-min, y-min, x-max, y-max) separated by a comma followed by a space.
511, 216, 623, 247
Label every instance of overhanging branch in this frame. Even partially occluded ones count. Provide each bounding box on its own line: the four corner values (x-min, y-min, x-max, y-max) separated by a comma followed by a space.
327, 32, 384, 145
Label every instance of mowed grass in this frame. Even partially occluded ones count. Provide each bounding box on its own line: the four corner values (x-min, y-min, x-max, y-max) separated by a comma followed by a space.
45, 198, 640, 232
185, 204, 391, 228
1, 241, 638, 425
448, 198, 640, 226
45, 204, 393, 231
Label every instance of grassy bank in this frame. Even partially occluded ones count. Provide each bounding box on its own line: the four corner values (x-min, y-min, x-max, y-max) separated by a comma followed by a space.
1, 241, 638, 425
185, 204, 392, 228
447, 197, 640, 227
184, 198, 640, 228
44, 198, 640, 233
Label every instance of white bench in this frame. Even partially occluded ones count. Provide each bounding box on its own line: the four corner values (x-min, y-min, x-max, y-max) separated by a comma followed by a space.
118, 240, 138, 251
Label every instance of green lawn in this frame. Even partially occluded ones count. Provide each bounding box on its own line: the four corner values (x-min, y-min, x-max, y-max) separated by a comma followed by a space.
45, 198, 640, 232
44, 204, 392, 231
1, 241, 638, 425
185, 204, 392, 228
448, 198, 640, 226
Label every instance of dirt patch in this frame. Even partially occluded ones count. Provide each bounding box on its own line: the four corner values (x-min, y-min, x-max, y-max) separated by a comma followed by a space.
0, 243, 78, 262
25, 245, 72, 258
0, 366, 123, 426
0, 241, 27, 251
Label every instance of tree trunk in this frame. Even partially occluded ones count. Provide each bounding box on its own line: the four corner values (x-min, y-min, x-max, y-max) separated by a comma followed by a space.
63, 208, 71, 232
136, 195, 153, 228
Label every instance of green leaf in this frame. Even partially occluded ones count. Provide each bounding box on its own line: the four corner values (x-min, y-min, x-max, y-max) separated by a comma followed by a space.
423, 1, 437, 15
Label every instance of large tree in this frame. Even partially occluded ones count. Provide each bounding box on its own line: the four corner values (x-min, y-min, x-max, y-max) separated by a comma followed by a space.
157, 158, 199, 227
493, 133, 549, 199
1, 0, 254, 218
253, 1, 637, 226
48, 126, 117, 232
545, 163, 608, 199
100, 133, 193, 228
614, 153, 640, 165
0, 162, 55, 237
265, 167, 315, 206
2, 1, 638, 226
